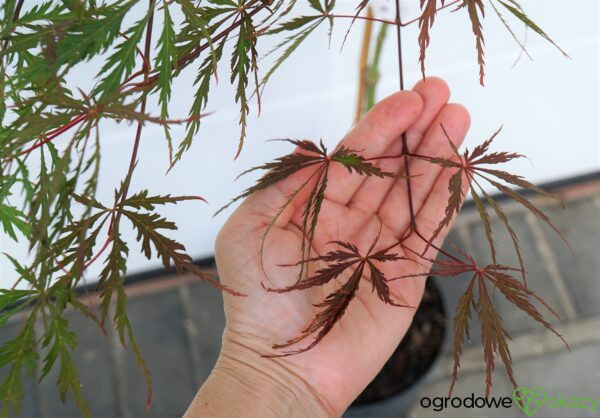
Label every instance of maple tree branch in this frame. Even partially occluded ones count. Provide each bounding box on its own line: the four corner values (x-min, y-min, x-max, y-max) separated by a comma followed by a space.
365, 152, 434, 162
331, 0, 462, 28
12, 0, 24, 24
17, 113, 89, 156
85, 235, 112, 270
111, 0, 155, 241
394, 0, 417, 230
377, 232, 464, 266
412, 229, 464, 263
12, 0, 268, 158
13, 107, 206, 158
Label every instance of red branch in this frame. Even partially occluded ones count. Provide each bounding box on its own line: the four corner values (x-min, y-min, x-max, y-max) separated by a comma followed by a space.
330, 0, 461, 28
18, 113, 89, 156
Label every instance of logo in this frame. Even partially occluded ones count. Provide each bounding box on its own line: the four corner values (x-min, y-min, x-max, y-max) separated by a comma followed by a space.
513, 387, 546, 416
418, 387, 600, 415
419, 393, 512, 412
513, 386, 600, 416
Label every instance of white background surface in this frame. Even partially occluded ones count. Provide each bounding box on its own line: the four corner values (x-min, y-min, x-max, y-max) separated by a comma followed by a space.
1, 0, 599, 287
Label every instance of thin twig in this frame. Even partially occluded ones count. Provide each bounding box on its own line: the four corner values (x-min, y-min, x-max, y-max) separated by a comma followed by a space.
394, 0, 417, 230
113, 0, 156, 230
331, 0, 461, 28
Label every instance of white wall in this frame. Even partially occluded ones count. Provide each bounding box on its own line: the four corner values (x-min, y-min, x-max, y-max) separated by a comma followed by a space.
1, 0, 598, 288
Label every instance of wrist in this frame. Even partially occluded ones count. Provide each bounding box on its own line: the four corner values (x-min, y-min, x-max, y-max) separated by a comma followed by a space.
185, 336, 333, 418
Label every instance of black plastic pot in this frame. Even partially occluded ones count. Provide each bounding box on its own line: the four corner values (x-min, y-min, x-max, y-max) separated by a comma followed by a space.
344, 278, 446, 418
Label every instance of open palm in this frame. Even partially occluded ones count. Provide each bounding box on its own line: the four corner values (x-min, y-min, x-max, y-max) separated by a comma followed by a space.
214, 78, 470, 416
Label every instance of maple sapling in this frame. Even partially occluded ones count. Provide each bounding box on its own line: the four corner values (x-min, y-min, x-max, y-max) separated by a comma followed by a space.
0, 0, 571, 415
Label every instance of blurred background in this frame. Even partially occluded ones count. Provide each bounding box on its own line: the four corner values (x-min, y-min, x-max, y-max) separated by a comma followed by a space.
1, 0, 599, 417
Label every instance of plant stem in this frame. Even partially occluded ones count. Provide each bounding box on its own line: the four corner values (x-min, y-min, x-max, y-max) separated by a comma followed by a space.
17, 113, 88, 156
394, 0, 417, 230
386, 0, 465, 264
365, 152, 434, 162
331, 0, 461, 27
114, 0, 155, 221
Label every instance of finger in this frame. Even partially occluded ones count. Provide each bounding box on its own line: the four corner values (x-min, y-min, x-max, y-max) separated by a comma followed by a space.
379, 103, 471, 238
324, 90, 423, 206
348, 77, 451, 214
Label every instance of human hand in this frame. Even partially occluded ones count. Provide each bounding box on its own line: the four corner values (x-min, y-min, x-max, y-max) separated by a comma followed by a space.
185, 77, 470, 417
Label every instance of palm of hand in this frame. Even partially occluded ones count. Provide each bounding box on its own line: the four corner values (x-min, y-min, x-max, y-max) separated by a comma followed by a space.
214, 78, 470, 414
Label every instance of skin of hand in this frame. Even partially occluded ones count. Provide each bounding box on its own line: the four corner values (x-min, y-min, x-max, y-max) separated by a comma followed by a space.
184, 77, 470, 418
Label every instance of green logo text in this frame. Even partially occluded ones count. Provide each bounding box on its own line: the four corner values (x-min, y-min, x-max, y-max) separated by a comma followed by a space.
513, 386, 600, 416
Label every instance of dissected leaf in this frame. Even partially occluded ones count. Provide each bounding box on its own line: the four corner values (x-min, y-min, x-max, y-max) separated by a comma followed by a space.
0, 317, 38, 418
0, 203, 31, 240
219, 139, 395, 283
122, 190, 205, 211
121, 207, 241, 295
463, 0, 486, 85
448, 277, 475, 396
155, 2, 177, 118
497, 0, 568, 58
114, 285, 153, 410
417, 0, 439, 79
488, 0, 532, 62
426, 125, 564, 283
260, 17, 323, 93
94, 12, 149, 99
270, 262, 364, 356
393, 251, 567, 397
41, 315, 91, 416
215, 139, 328, 216
265, 236, 410, 356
